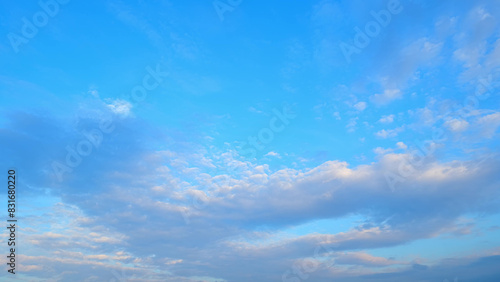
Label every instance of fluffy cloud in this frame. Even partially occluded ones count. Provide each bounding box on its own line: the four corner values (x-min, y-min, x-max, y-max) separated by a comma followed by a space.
444, 118, 469, 132
371, 89, 402, 105
106, 99, 133, 117
374, 127, 404, 138
379, 114, 395, 123
2, 108, 499, 281
353, 101, 367, 111
265, 151, 281, 158
477, 112, 500, 138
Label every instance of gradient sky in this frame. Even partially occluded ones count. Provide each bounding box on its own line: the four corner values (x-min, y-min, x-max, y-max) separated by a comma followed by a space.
1, 0, 500, 281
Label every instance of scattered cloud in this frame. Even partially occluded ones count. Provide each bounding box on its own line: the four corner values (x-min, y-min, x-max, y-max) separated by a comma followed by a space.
371, 89, 402, 105
354, 101, 367, 111
445, 118, 469, 132
346, 117, 358, 132
2, 1, 500, 281
106, 99, 133, 117
375, 127, 404, 139
477, 112, 500, 138
396, 142, 407, 150
265, 151, 281, 158
379, 114, 395, 124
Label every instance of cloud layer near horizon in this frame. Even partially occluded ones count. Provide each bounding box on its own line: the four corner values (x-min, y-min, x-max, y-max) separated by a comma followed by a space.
2, 0, 500, 281
1, 104, 500, 281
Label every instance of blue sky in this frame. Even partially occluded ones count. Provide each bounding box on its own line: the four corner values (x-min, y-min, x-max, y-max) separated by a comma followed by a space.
1, 0, 500, 281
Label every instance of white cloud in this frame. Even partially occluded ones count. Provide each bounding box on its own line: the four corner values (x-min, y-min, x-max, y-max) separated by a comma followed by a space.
375, 127, 404, 139
346, 117, 358, 132
106, 99, 132, 117
453, 6, 498, 81
88, 89, 99, 98
445, 118, 469, 132
248, 106, 264, 114
396, 142, 407, 150
416, 107, 436, 126
10, 128, 500, 281
379, 114, 395, 124
264, 151, 281, 158
369, 38, 443, 106
371, 89, 402, 105
477, 112, 500, 138
334, 251, 406, 267
354, 101, 367, 111
374, 142, 407, 155
4, 104, 500, 281
374, 147, 393, 155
